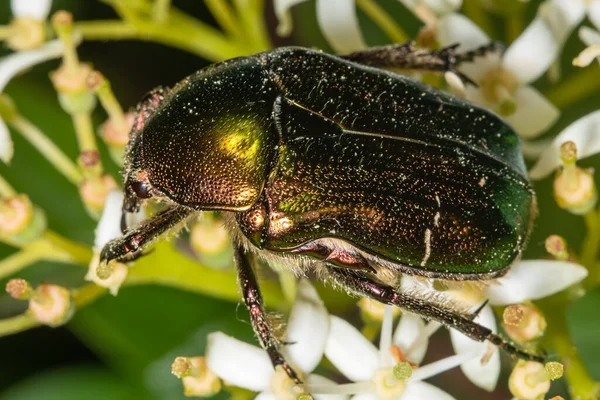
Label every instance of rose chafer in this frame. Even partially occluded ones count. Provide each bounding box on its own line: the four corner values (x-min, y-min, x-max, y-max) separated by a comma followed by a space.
100, 43, 540, 382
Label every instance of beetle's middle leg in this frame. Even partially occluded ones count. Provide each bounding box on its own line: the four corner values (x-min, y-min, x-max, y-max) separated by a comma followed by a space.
233, 243, 303, 385
326, 267, 545, 363
100, 205, 195, 264
342, 42, 501, 84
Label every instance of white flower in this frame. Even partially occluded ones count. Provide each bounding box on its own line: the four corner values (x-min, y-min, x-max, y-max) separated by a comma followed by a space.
11, 0, 52, 21
205, 279, 342, 400
274, 0, 366, 53
85, 190, 129, 295
310, 306, 476, 399
438, 12, 561, 139
529, 110, 600, 179
549, 0, 600, 34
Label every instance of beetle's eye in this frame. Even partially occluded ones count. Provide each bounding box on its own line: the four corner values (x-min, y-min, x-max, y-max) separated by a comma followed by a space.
130, 181, 153, 199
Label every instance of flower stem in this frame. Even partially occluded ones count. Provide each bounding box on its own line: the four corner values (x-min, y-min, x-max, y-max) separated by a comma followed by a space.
0, 249, 44, 280
9, 116, 82, 185
0, 174, 17, 198
544, 66, 600, 110
92, 74, 128, 133
205, 0, 242, 39
152, 0, 171, 24
72, 112, 98, 154
75, 21, 138, 40
581, 209, 600, 288
356, 0, 409, 43
233, 0, 271, 52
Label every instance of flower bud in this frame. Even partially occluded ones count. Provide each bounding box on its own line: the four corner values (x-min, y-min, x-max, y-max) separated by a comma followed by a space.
0, 195, 47, 245
545, 235, 568, 261
509, 360, 563, 400
28, 284, 74, 327
100, 112, 135, 149
172, 356, 221, 398
190, 214, 232, 269
6, 278, 33, 300
553, 141, 597, 215
503, 304, 547, 344
85, 254, 128, 296
78, 174, 118, 219
6, 18, 46, 51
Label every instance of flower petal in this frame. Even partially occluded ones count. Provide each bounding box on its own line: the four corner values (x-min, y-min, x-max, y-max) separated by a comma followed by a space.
325, 316, 379, 382
449, 305, 500, 391
403, 381, 457, 400
308, 374, 349, 400
11, 0, 52, 20
530, 110, 600, 179
503, 86, 560, 140
0, 117, 13, 163
284, 279, 329, 373
437, 13, 490, 52
274, 0, 309, 36
503, 18, 559, 84
205, 332, 272, 392
93, 190, 124, 251
316, 0, 366, 53
589, 1, 600, 31
393, 313, 429, 365
486, 260, 588, 305
549, 0, 586, 29
255, 393, 276, 400
379, 306, 394, 368
579, 26, 600, 46
0, 39, 63, 92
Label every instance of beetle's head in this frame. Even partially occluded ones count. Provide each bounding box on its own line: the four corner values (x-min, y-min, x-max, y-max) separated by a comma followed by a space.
121, 57, 279, 215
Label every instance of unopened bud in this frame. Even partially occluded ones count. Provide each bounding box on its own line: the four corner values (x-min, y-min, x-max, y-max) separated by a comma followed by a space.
28, 284, 74, 327
7, 18, 46, 51
0, 195, 46, 245
545, 235, 568, 260
79, 174, 118, 218
554, 142, 597, 215
503, 303, 547, 344
173, 356, 221, 397
6, 278, 32, 300
509, 360, 561, 400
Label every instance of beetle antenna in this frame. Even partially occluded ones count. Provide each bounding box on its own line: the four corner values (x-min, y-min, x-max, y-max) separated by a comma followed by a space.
486, 333, 546, 362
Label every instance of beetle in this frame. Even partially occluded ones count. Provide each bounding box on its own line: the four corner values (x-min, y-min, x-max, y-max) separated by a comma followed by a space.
100, 42, 542, 383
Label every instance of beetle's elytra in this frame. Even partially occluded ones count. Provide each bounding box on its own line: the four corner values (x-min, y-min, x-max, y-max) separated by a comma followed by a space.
101, 43, 541, 383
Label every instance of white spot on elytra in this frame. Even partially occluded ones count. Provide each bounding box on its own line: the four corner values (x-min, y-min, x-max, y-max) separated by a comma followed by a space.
421, 229, 432, 267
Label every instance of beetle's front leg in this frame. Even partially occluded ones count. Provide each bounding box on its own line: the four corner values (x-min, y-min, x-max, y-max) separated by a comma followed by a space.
327, 267, 545, 363
100, 205, 195, 264
342, 42, 501, 84
233, 244, 303, 385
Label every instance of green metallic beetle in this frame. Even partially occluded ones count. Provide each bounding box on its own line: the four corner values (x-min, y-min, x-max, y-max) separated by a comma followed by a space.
100, 43, 540, 383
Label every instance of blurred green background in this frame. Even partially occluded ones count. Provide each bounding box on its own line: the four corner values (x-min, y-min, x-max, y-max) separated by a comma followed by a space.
0, 1, 598, 399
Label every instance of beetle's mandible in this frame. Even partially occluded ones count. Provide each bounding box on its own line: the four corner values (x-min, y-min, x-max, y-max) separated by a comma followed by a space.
100, 43, 541, 383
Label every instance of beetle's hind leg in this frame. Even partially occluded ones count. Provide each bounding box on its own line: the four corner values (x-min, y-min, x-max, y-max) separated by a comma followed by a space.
233, 243, 303, 385
341, 41, 502, 85
326, 267, 545, 363
100, 205, 195, 264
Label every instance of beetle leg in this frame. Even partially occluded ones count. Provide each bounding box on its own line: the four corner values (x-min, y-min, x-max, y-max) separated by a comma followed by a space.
100, 205, 194, 264
341, 42, 501, 85
233, 243, 303, 385
327, 267, 545, 363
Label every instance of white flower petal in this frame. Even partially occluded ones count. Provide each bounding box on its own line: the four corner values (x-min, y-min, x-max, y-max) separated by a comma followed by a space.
410, 351, 476, 382
437, 13, 490, 52
325, 316, 379, 382
520, 137, 553, 161
503, 18, 559, 84
393, 313, 428, 365
549, 0, 586, 29
379, 306, 394, 368
205, 332, 272, 392
530, 110, 600, 179
579, 26, 600, 46
0, 118, 13, 163
316, 0, 366, 53
403, 381, 457, 400
503, 86, 560, 140
274, 0, 309, 36
308, 374, 349, 400
589, 1, 600, 31
0, 39, 63, 92
11, 0, 52, 20
94, 190, 124, 251
486, 260, 588, 305
255, 392, 276, 400
422, 0, 462, 15
449, 305, 500, 391
285, 279, 329, 373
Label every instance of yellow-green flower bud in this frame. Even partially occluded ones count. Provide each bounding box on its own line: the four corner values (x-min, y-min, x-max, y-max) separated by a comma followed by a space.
0, 195, 46, 245
553, 141, 597, 215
